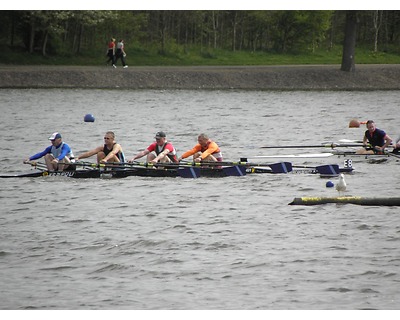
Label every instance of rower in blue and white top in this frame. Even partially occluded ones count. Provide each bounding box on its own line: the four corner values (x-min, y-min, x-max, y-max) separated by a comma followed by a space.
24, 132, 74, 171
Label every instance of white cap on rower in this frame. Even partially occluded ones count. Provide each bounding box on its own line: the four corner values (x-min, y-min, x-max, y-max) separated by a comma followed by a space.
49, 132, 62, 140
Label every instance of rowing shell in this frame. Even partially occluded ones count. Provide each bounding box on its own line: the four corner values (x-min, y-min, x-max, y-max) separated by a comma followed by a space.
0, 163, 353, 179
0, 166, 245, 179
0, 170, 105, 179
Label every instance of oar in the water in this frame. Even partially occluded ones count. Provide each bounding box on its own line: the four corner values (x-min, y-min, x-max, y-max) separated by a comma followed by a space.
388, 151, 400, 159
251, 164, 340, 175
181, 160, 294, 174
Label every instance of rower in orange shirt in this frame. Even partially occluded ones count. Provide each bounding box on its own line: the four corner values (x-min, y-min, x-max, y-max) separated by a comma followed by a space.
178, 133, 223, 163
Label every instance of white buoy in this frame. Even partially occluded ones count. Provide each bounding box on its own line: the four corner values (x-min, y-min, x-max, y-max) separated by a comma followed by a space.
336, 173, 347, 196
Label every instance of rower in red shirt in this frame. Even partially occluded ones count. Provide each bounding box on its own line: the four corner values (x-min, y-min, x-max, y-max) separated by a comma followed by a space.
128, 131, 178, 164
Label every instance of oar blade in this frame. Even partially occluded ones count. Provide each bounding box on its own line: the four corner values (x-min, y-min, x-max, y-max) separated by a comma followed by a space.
178, 167, 201, 179
222, 165, 247, 176
269, 162, 293, 174
315, 164, 340, 177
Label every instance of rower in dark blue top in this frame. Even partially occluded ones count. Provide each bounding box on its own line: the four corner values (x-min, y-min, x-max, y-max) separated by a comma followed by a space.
24, 132, 74, 171
356, 120, 393, 155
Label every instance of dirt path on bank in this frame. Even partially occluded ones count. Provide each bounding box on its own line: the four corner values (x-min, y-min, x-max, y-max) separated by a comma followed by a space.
0, 64, 399, 90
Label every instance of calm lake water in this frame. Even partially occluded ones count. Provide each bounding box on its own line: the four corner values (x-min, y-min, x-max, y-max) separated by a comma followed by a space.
0, 89, 399, 310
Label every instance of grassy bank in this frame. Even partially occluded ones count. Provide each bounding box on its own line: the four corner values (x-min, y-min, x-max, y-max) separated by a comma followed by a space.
2, 45, 400, 66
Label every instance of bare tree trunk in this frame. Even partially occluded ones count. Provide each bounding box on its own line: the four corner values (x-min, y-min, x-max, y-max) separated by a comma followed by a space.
159, 11, 167, 54
76, 24, 84, 54
329, 13, 336, 50
29, 15, 36, 54
10, 13, 16, 46
373, 10, 382, 52
72, 23, 78, 53
232, 12, 237, 52
341, 11, 357, 72
42, 30, 48, 56
212, 11, 218, 49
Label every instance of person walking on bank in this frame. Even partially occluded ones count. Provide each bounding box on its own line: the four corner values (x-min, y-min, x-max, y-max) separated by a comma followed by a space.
75, 131, 125, 164
128, 131, 178, 164
115, 39, 128, 68
23, 132, 75, 171
106, 38, 116, 68
178, 133, 223, 163
356, 120, 393, 155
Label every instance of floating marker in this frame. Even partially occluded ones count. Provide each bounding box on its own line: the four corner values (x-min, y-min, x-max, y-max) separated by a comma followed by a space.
84, 114, 95, 122
326, 181, 334, 188
289, 197, 400, 206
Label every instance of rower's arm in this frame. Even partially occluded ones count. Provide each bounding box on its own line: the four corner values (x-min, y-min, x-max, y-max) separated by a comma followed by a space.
382, 134, 393, 150
131, 149, 149, 161
76, 146, 102, 160
153, 150, 169, 162
362, 135, 368, 147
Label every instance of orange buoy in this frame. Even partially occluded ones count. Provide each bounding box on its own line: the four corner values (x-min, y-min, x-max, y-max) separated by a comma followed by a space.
349, 119, 360, 128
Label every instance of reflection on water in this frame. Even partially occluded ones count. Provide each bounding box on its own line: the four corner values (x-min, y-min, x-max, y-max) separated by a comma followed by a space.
0, 89, 399, 309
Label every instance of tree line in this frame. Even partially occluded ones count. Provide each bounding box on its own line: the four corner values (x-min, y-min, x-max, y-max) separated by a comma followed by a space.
1, 10, 399, 58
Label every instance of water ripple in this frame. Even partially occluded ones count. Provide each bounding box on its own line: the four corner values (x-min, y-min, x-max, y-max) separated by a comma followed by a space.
2, 89, 400, 309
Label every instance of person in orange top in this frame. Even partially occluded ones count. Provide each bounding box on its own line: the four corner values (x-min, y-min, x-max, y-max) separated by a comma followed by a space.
178, 133, 223, 163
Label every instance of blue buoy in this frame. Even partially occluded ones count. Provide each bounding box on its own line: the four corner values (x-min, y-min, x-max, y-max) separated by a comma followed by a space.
326, 181, 334, 188
84, 114, 95, 122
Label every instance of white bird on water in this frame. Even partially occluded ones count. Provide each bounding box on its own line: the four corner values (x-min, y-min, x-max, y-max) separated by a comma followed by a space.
336, 173, 347, 196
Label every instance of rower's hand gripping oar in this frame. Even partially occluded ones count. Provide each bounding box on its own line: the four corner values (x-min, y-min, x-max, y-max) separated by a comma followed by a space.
24, 161, 47, 171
